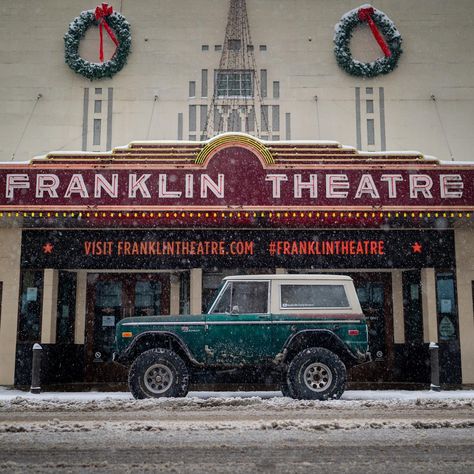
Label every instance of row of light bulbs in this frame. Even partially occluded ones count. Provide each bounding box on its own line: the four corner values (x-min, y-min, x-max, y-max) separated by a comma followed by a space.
0, 211, 471, 219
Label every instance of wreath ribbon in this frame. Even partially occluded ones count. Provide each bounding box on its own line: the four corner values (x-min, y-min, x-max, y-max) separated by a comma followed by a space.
95, 3, 119, 62
358, 6, 391, 58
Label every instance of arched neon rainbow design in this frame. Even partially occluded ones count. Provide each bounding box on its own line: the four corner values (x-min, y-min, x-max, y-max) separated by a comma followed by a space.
195, 134, 275, 165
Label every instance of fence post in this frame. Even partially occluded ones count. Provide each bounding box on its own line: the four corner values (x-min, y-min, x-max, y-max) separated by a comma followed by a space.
30, 343, 43, 394
429, 342, 440, 392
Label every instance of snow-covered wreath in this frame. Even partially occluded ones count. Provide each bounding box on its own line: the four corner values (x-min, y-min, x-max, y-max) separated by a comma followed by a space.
64, 3, 131, 80
334, 4, 402, 78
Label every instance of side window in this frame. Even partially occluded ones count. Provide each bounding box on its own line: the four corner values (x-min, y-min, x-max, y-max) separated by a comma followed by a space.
231, 282, 269, 313
280, 284, 349, 309
212, 284, 231, 313
211, 281, 269, 314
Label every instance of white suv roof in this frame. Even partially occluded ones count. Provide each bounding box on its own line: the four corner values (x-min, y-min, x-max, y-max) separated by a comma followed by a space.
223, 274, 353, 281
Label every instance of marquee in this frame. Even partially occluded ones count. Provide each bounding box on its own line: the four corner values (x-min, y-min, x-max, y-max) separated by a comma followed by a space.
1, 134, 473, 213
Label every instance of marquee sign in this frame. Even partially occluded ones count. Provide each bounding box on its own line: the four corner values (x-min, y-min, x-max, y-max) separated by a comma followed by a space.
21, 229, 454, 270
2, 135, 474, 212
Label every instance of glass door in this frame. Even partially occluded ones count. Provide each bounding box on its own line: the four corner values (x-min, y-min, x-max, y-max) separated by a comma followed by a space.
349, 272, 394, 382
92, 279, 123, 363
85, 273, 170, 383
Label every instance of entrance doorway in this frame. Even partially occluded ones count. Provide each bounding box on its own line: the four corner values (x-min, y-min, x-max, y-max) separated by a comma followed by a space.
85, 273, 170, 383
349, 272, 394, 382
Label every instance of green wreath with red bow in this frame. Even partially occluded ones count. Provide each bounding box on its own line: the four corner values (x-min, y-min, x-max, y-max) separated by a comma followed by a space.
64, 3, 131, 80
334, 4, 402, 78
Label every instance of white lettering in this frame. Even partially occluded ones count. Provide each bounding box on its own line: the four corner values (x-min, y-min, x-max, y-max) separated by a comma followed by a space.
440, 174, 463, 198
380, 174, 403, 198
185, 174, 194, 198
265, 174, 288, 199
129, 174, 151, 198
94, 174, 118, 198
6, 174, 30, 199
294, 174, 317, 198
326, 174, 349, 198
159, 174, 182, 198
355, 174, 380, 199
201, 174, 224, 198
64, 174, 89, 198
36, 174, 59, 198
410, 174, 433, 198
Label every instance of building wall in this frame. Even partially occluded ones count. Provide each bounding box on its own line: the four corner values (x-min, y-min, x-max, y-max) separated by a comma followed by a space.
0, 228, 22, 385
1, 0, 473, 162
455, 228, 474, 384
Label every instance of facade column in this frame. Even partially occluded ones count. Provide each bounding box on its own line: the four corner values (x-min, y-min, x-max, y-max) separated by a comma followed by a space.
75, 271, 87, 345
190, 268, 203, 314
392, 270, 405, 343
170, 273, 180, 315
0, 229, 22, 385
41, 269, 59, 344
421, 268, 438, 343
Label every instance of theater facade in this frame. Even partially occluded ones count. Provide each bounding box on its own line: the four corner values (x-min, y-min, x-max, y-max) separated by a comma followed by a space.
1, 133, 474, 388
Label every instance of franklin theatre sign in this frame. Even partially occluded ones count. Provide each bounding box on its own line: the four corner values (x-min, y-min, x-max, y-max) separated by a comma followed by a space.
1, 136, 473, 211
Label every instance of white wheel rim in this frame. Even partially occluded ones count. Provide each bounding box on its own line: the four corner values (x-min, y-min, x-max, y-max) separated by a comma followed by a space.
303, 362, 333, 392
144, 363, 173, 394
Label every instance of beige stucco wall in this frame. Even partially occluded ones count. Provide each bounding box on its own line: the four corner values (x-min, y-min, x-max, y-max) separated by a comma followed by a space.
1, 1, 473, 162
0, 228, 22, 385
455, 229, 474, 384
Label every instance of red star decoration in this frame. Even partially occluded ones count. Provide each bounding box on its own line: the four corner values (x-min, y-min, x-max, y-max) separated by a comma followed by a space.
42, 242, 54, 254
412, 242, 423, 253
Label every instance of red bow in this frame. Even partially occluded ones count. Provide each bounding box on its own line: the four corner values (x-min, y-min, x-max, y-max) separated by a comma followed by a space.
94, 3, 119, 62
358, 6, 391, 58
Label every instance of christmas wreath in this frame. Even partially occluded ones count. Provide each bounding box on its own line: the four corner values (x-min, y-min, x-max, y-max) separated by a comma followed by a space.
64, 3, 131, 80
334, 4, 402, 78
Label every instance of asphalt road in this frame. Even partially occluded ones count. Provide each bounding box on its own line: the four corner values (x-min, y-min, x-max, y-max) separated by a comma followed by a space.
0, 397, 473, 473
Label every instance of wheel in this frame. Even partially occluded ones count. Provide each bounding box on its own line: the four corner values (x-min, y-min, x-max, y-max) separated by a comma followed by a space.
287, 347, 346, 400
128, 348, 189, 399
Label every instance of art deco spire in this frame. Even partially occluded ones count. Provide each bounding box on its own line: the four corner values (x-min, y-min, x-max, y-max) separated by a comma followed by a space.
205, 0, 268, 137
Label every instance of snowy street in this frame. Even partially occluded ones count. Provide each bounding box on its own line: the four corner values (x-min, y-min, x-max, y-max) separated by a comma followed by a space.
0, 389, 473, 472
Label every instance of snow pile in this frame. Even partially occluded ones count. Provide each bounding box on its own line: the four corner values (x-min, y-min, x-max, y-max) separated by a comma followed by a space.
1, 418, 473, 434
0, 389, 473, 413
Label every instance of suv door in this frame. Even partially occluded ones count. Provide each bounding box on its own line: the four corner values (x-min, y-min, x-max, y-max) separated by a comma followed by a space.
205, 280, 273, 365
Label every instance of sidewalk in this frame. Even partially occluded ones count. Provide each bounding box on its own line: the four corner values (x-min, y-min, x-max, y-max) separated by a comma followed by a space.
1, 386, 474, 402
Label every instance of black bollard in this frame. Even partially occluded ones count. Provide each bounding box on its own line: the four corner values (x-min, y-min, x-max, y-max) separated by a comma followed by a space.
429, 342, 440, 392
30, 343, 43, 394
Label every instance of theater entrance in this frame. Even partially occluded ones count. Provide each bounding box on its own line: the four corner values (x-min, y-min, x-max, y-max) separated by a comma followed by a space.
348, 272, 394, 383
85, 273, 170, 383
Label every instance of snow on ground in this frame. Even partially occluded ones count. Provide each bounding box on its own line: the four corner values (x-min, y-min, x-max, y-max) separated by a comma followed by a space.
1, 386, 474, 402
0, 387, 473, 438
0, 386, 473, 413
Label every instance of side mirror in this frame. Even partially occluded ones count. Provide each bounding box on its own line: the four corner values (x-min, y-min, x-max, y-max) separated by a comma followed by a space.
231, 305, 240, 315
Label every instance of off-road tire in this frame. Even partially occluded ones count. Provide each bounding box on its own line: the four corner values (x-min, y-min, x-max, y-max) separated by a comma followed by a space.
128, 348, 189, 399
287, 347, 346, 400
280, 377, 295, 398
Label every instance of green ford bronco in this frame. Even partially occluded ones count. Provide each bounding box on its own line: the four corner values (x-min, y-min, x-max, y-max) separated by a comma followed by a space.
114, 274, 370, 400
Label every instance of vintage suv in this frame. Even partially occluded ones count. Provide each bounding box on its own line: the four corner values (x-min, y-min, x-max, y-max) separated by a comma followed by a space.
115, 274, 370, 400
